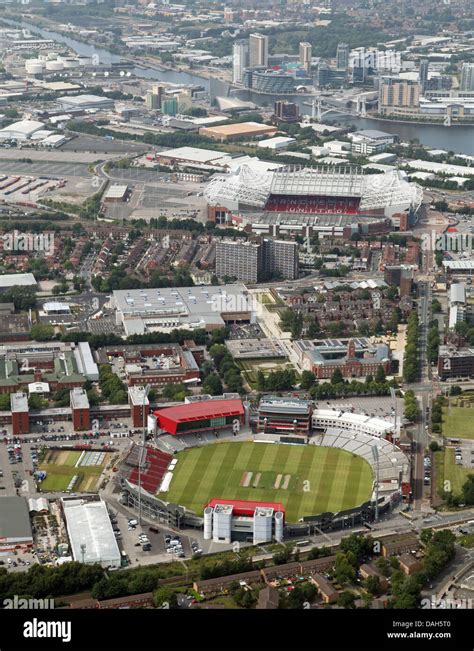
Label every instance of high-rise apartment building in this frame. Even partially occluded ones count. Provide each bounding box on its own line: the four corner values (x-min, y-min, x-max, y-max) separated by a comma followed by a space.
379, 77, 420, 115
274, 100, 299, 123
249, 33, 269, 68
299, 42, 312, 74
233, 40, 249, 84
215, 239, 299, 283
460, 62, 474, 92
215, 240, 262, 283
145, 85, 163, 110
336, 43, 349, 71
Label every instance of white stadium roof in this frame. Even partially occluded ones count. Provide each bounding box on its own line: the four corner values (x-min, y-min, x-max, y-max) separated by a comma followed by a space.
204, 164, 422, 212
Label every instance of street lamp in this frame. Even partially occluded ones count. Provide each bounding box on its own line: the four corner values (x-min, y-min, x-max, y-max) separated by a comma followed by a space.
138, 384, 151, 527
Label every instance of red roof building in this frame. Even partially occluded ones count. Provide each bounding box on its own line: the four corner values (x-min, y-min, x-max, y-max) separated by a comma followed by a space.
154, 399, 244, 436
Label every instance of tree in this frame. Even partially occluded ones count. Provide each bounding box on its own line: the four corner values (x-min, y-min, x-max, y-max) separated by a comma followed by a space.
0, 394, 11, 410
375, 366, 386, 384
364, 575, 381, 596
375, 557, 390, 577
30, 324, 55, 341
331, 368, 344, 385
334, 552, 356, 585
461, 474, 474, 505
300, 370, 316, 390
153, 587, 178, 608
337, 591, 356, 608
449, 385, 462, 396
429, 441, 440, 452
202, 373, 223, 396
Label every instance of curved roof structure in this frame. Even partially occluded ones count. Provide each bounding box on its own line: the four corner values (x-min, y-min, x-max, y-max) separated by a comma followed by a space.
205, 163, 423, 213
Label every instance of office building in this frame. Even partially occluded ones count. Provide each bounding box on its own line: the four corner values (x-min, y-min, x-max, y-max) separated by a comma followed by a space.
274, 100, 299, 123
215, 238, 299, 283
460, 62, 474, 92
249, 33, 269, 68
379, 77, 420, 115
244, 69, 296, 94
336, 43, 349, 71
299, 42, 312, 74
232, 40, 249, 84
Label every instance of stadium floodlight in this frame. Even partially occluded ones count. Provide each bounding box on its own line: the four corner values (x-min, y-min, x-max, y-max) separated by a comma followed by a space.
372, 445, 380, 522
138, 384, 151, 526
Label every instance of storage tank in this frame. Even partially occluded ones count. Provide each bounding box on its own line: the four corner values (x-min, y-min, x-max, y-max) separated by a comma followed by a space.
147, 414, 157, 435
61, 57, 80, 69
274, 511, 284, 542
25, 60, 44, 74
46, 60, 64, 71
203, 506, 213, 540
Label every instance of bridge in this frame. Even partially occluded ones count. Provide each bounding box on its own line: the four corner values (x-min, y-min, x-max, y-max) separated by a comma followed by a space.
306, 96, 369, 121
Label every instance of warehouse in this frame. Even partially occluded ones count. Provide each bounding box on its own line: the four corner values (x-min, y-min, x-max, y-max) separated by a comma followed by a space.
0, 496, 33, 550
0, 119, 45, 140
199, 122, 277, 142
0, 272, 37, 290
57, 94, 115, 111
257, 136, 296, 151
103, 184, 129, 203
62, 496, 121, 568
112, 284, 255, 335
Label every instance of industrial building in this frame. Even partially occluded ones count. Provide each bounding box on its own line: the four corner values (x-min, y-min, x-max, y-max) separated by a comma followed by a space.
62, 496, 121, 568
293, 338, 391, 379
111, 284, 255, 336
57, 94, 115, 111
0, 120, 45, 140
103, 184, 129, 203
257, 136, 296, 151
198, 122, 277, 142
203, 499, 284, 544
0, 496, 33, 550
0, 272, 37, 290
154, 398, 244, 436
257, 396, 313, 437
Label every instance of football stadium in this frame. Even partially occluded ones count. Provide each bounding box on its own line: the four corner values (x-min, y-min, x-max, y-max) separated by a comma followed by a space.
205, 164, 423, 217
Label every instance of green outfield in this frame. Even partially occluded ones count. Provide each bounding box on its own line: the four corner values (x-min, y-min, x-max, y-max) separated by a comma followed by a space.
164, 441, 373, 523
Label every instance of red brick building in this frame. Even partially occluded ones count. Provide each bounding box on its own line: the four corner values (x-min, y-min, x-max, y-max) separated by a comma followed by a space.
11, 392, 29, 436
128, 385, 150, 428
70, 388, 90, 431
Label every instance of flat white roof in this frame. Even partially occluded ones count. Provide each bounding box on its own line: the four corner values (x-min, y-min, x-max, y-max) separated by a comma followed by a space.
104, 184, 128, 199
0, 119, 45, 137
159, 146, 229, 164
11, 392, 28, 412
62, 498, 121, 567
128, 385, 150, 407
70, 387, 89, 410
0, 272, 36, 288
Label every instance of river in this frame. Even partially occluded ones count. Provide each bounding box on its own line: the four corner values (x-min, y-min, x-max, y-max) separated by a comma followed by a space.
4, 17, 474, 156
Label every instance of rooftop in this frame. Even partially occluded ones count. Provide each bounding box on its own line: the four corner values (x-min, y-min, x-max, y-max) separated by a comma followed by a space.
0, 496, 33, 541
0, 272, 37, 288
10, 392, 28, 412
70, 387, 89, 410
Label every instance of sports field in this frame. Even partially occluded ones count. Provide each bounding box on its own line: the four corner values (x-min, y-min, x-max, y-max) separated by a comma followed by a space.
165, 441, 373, 523
39, 449, 109, 492
442, 406, 474, 440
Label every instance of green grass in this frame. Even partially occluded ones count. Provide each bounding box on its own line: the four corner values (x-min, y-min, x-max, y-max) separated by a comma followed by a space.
435, 448, 474, 495
165, 441, 373, 523
442, 406, 474, 440
39, 450, 106, 492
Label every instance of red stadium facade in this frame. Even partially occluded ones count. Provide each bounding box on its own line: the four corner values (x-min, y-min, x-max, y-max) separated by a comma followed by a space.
154, 399, 244, 436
